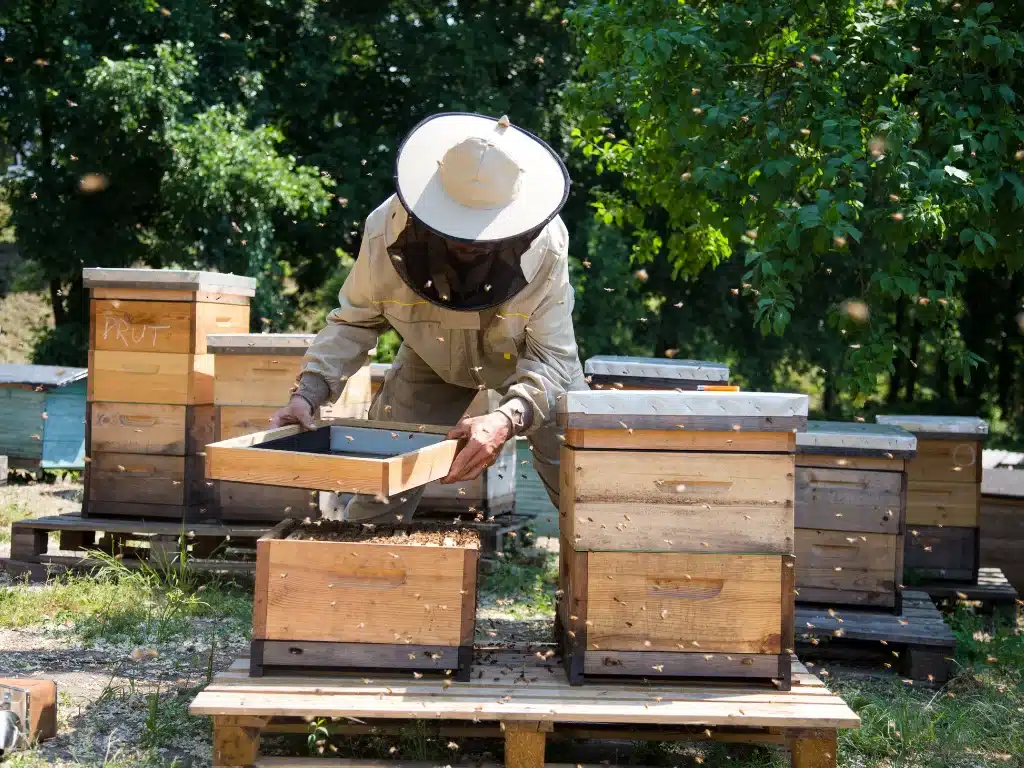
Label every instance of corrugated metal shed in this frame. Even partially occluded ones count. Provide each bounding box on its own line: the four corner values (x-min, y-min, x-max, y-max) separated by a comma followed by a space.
0, 364, 87, 470
0, 364, 87, 388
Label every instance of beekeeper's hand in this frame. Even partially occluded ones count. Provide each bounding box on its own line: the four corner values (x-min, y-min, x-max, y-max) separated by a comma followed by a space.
269, 396, 317, 431
441, 412, 512, 483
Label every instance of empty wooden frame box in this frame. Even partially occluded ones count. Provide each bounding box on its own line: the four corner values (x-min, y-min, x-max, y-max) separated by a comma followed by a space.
584, 355, 730, 391
84, 267, 257, 521
557, 390, 807, 689
367, 363, 517, 517
206, 421, 462, 499
795, 422, 917, 612
250, 518, 479, 680
876, 415, 989, 583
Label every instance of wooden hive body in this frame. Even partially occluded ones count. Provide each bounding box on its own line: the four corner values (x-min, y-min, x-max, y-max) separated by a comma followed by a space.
83, 268, 255, 521
980, 469, 1024, 595
794, 421, 916, 612
207, 333, 375, 521
251, 519, 479, 679
557, 390, 807, 688
584, 355, 730, 391
877, 415, 988, 583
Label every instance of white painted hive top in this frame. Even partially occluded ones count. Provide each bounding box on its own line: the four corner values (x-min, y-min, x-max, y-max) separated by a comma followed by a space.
797, 421, 917, 453
875, 414, 989, 436
206, 333, 314, 354
584, 355, 729, 382
83, 267, 257, 296
559, 390, 808, 417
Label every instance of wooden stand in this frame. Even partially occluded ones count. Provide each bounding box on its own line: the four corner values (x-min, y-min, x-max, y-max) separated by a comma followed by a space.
918, 567, 1020, 613
795, 591, 956, 683
190, 650, 859, 768
3, 513, 271, 581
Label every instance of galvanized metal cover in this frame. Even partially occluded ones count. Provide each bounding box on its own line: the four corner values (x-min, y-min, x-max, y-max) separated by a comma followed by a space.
83, 267, 257, 296
206, 333, 314, 355
876, 414, 989, 436
584, 355, 729, 382
797, 421, 917, 457
982, 468, 1024, 499
0, 364, 88, 388
557, 390, 808, 432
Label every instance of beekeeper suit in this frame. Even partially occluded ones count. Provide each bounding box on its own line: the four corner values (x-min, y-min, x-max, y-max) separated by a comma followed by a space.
271, 112, 588, 521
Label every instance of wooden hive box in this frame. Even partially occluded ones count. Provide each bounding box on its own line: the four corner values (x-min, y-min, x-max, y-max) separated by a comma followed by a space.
207, 333, 374, 521
794, 422, 917, 612
210, 334, 317, 523
876, 415, 988, 583
0, 365, 87, 472
0, 678, 57, 748
366, 363, 517, 518
980, 468, 1024, 594
84, 267, 255, 406
251, 518, 479, 679
557, 390, 807, 689
584, 355, 730, 391
83, 268, 256, 520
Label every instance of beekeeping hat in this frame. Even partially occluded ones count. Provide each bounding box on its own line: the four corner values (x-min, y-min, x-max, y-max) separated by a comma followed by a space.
394, 112, 570, 243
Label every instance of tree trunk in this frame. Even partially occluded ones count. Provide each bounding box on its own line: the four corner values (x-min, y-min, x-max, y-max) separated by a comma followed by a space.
997, 272, 1022, 417
822, 366, 835, 415
49, 278, 67, 326
905, 322, 921, 403
887, 300, 905, 404
936, 357, 950, 404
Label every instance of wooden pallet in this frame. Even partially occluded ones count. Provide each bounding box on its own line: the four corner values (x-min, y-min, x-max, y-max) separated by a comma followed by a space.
3, 513, 270, 581
191, 650, 859, 768
918, 567, 1021, 612
795, 591, 956, 683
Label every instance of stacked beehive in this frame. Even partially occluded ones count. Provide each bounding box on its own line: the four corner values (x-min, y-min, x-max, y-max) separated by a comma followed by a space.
557, 390, 807, 688
794, 422, 917, 612
366, 363, 517, 518
208, 333, 373, 521
584, 355, 730, 391
877, 415, 989, 583
84, 268, 256, 521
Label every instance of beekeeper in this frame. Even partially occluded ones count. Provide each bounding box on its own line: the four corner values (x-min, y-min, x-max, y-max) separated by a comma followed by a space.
271, 112, 588, 521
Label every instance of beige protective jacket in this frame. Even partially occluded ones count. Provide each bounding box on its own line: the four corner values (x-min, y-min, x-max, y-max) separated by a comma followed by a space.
299, 195, 583, 435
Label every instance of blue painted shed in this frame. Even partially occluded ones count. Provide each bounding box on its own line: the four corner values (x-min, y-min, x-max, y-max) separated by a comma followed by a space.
0, 364, 87, 470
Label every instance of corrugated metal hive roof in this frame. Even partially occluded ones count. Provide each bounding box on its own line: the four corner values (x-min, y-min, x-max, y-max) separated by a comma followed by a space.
0, 364, 88, 388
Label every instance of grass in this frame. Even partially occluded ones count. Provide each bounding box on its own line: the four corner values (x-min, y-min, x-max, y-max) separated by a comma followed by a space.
0, 498, 32, 543
0, 552, 253, 646
479, 542, 558, 617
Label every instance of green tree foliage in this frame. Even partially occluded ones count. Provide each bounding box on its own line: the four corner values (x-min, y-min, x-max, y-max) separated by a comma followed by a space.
0, 2, 331, 363
0, 0, 576, 362
567, 0, 1024, 423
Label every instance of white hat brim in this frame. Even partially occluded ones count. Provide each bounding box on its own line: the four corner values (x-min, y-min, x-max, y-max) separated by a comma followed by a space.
394, 113, 569, 242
